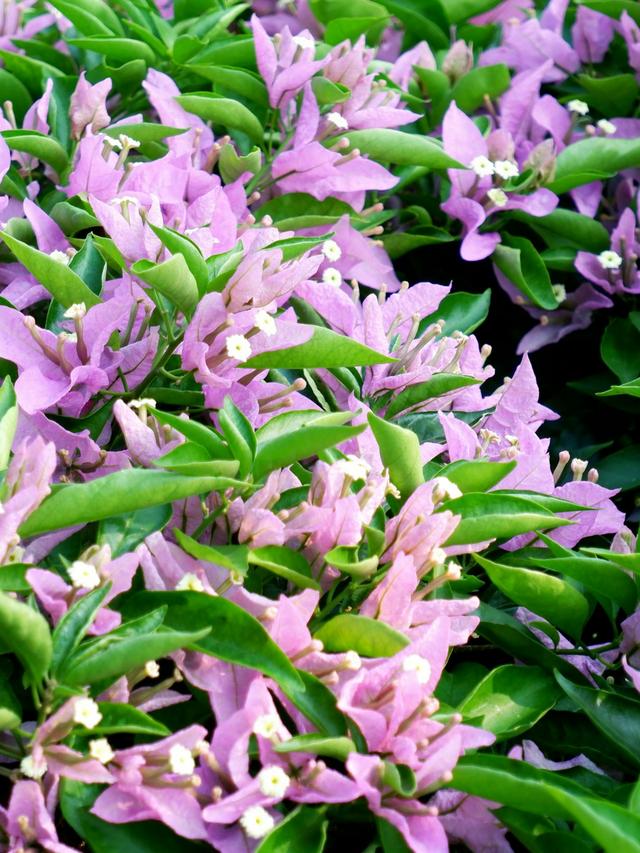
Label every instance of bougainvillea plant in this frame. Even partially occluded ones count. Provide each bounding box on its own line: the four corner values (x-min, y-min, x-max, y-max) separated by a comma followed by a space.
0, 1, 639, 851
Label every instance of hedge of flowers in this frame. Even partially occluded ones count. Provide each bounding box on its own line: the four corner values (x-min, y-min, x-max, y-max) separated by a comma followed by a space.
0, 0, 640, 851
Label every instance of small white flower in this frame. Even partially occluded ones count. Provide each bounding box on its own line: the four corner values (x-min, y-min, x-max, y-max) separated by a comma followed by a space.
292, 34, 315, 51
431, 476, 463, 503
322, 239, 342, 261
402, 654, 432, 685
240, 806, 275, 840
326, 111, 348, 130
49, 250, 70, 266
257, 765, 290, 798
117, 133, 141, 149
101, 134, 122, 150
597, 118, 616, 135
493, 159, 520, 179
336, 454, 371, 481
567, 99, 589, 115
598, 249, 623, 270
73, 697, 102, 730
127, 398, 156, 410
144, 660, 160, 679
322, 267, 342, 287
169, 743, 196, 776
343, 650, 362, 671
63, 302, 87, 320
175, 573, 205, 592
225, 334, 252, 362
469, 155, 495, 177
68, 560, 101, 590
553, 284, 567, 303
431, 547, 447, 566
487, 188, 508, 208
253, 713, 280, 738
20, 755, 47, 779
447, 561, 462, 581
254, 309, 277, 337
89, 738, 115, 764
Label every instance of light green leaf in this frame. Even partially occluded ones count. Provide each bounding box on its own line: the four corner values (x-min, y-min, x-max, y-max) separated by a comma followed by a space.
343, 129, 462, 169
314, 613, 408, 657
245, 325, 395, 369
176, 92, 264, 144
0, 591, 52, 685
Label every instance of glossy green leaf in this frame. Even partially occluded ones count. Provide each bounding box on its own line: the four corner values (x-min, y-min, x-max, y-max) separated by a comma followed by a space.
48, 0, 122, 33
549, 137, 640, 193
249, 545, 320, 590
131, 254, 199, 316
474, 552, 589, 639
0, 70, 31, 122
0, 376, 17, 471
92, 702, 170, 737
314, 614, 408, 657
598, 378, 640, 399
175, 92, 263, 144
67, 36, 156, 64
274, 734, 356, 761
1, 129, 68, 175
596, 445, 640, 491
445, 0, 504, 23
245, 325, 395, 369
534, 555, 636, 613
0, 231, 101, 309
189, 65, 268, 106
576, 0, 640, 23
149, 408, 228, 457
97, 504, 172, 558
0, 676, 21, 730
174, 529, 249, 575
0, 591, 52, 685
20, 470, 245, 537
324, 544, 379, 579
601, 318, 640, 383
219, 395, 256, 479
548, 788, 640, 853
368, 411, 424, 499
459, 664, 560, 739
577, 73, 639, 118
148, 224, 209, 295
385, 373, 479, 419
343, 129, 462, 169
437, 459, 515, 493
451, 64, 510, 112
514, 207, 609, 252
154, 442, 240, 478
102, 123, 187, 144
493, 234, 559, 310
256, 805, 328, 853
419, 289, 491, 336
253, 422, 365, 480
51, 585, 112, 676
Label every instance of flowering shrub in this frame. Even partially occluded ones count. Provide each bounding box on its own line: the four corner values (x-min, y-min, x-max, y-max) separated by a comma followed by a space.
0, 1, 639, 852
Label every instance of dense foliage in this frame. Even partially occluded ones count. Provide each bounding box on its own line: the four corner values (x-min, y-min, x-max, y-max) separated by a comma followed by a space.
0, 0, 639, 851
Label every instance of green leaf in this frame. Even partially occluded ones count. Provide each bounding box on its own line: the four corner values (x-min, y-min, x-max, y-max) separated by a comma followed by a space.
51, 585, 112, 676
253, 422, 366, 481
437, 459, 516, 493
601, 318, 640, 383
414, 67, 451, 126
533, 555, 636, 613
97, 504, 172, 558
368, 411, 424, 499
598, 378, 640, 399
102, 123, 187, 144
175, 92, 263, 144
290, 669, 348, 736
444, 0, 504, 24
249, 545, 321, 591
549, 137, 640, 193
67, 36, 156, 64
459, 664, 560, 739
473, 552, 589, 640
20, 470, 245, 538
324, 544, 379, 579
314, 614, 409, 657
245, 325, 395, 369
189, 65, 268, 106
596, 445, 640, 491
0, 231, 101, 309
62, 626, 211, 684
131, 254, 199, 317
342, 129, 462, 169
149, 407, 228, 457
0, 591, 52, 685
419, 289, 491, 336
0, 70, 32, 122
311, 76, 351, 105
0, 50, 63, 96
154, 443, 240, 478
443, 492, 570, 545
48, 0, 122, 34
256, 805, 328, 853
385, 373, 479, 419
174, 529, 249, 575
219, 395, 256, 479
60, 781, 204, 853
218, 142, 262, 183
92, 702, 170, 737
121, 591, 304, 695
0, 675, 21, 729
0, 376, 17, 471
493, 234, 558, 310
1, 129, 68, 176
576, 0, 640, 24
513, 208, 609, 252
274, 734, 355, 761
547, 788, 640, 853
451, 65, 510, 112
577, 73, 639, 119
555, 673, 640, 770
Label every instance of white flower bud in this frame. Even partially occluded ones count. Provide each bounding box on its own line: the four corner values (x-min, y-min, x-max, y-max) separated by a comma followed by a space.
240, 805, 275, 839
89, 738, 115, 764
257, 765, 290, 798
168, 743, 196, 776
402, 653, 432, 684
73, 697, 102, 730
68, 560, 101, 590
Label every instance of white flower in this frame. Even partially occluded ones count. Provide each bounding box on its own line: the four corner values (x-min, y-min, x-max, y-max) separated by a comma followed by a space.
469, 155, 495, 177
68, 560, 101, 590
73, 697, 102, 730
63, 302, 87, 320
257, 765, 290, 798
89, 738, 115, 764
553, 284, 567, 303
567, 99, 589, 115
144, 660, 160, 679
240, 806, 275, 840
254, 309, 277, 337
487, 188, 508, 208
49, 250, 70, 266
322, 267, 342, 287
402, 654, 432, 684
175, 573, 205, 592
127, 397, 156, 410
225, 334, 252, 362
20, 755, 47, 779
598, 249, 623, 270
169, 743, 195, 776
322, 238, 342, 261
336, 454, 371, 481
431, 476, 463, 503
292, 34, 315, 50
117, 133, 141, 149
343, 650, 362, 671
326, 111, 348, 130
253, 713, 280, 738
493, 159, 519, 179
597, 119, 616, 135
431, 547, 447, 566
